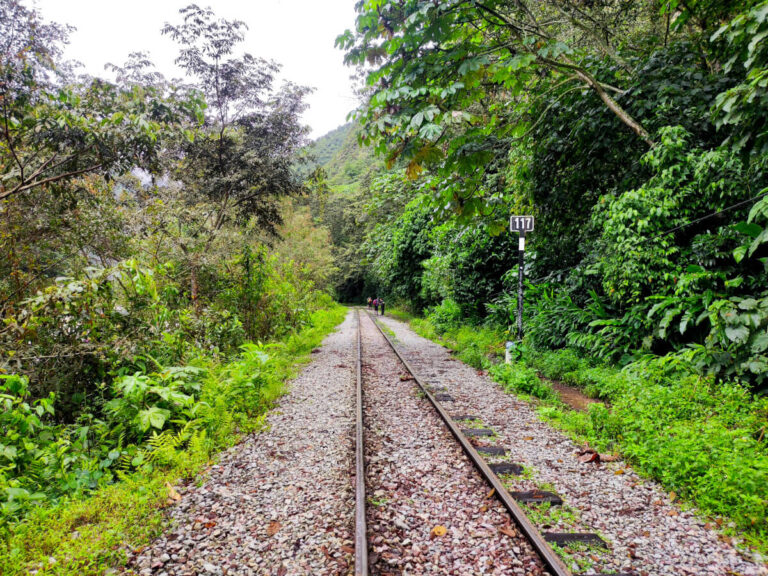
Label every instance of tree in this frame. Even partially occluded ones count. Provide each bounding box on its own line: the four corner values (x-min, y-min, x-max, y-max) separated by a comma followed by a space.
0, 1, 191, 312
159, 4, 311, 306
0, 0, 170, 202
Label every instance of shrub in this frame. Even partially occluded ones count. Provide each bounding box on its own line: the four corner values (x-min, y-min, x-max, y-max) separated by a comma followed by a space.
527, 349, 585, 381
426, 298, 463, 332
489, 363, 556, 401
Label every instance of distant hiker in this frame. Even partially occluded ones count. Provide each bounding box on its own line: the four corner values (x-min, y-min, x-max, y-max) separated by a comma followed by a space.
373, 298, 379, 313
379, 298, 385, 316
367, 297, 372, 309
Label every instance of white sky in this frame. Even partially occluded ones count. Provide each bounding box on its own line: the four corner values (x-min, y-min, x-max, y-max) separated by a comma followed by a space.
32, 0, 360, 139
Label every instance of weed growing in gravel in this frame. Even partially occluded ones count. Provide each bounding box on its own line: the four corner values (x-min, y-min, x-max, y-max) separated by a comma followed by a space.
549, 541, 599, 573
535, 481, 556, 493
524, 501, 579, 530
375, 319, 398, 342
497, 473, 520, 488
460, 418, 484, 428
520, 466, 535, 481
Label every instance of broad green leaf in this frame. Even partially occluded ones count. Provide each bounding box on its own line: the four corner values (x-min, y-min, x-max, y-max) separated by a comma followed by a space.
725, 324, 750, 343
751, 332, 768, 353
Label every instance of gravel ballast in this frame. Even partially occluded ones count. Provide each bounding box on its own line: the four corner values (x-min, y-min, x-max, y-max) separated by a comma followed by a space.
376, 313, 768, 576
129, 312, 358, 576
360, 312, 549, 576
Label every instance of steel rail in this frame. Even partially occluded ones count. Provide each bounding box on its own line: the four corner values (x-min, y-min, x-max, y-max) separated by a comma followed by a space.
354, 310, 369, 576
364, 311, 571, 576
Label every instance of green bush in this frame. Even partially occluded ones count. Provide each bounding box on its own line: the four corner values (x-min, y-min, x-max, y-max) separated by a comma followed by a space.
527, 349, 585, 381
489, 363, 557, 401
426, 298, 463, 332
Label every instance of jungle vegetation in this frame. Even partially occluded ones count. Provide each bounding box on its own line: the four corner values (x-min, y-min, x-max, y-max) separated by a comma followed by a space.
4, 0, 768, 568
324, 0, 768, 548
0, 2, 342, 570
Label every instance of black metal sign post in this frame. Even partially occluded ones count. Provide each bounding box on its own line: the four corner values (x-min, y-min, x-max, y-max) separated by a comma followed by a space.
509, 216, 534, 342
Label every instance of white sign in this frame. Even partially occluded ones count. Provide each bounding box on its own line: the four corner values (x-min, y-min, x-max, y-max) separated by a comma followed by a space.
509, 215, 534, 233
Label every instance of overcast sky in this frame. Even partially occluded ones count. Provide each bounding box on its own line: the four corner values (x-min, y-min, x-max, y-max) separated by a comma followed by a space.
32, 0, 360, 140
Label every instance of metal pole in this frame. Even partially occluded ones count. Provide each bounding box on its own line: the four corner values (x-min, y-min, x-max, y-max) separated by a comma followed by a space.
517, 231, 525, 342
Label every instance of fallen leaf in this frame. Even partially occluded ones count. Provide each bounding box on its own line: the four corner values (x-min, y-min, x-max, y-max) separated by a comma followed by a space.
579, 452, 599, 464
277, 567, 287, 576
340, 545, 355, 554
498, 526, 516, 538
165, 482, 181, 502
430, 525, 447, 538
669, 491, 677, 502
486, 488, 496, 499
614, 469, 625, 475
204, 521, 217, 529
267, 521, 281, 536
524, 436, 534, 441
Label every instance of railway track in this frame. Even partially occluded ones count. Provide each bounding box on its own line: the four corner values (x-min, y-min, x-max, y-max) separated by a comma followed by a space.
353, 308, 574, 576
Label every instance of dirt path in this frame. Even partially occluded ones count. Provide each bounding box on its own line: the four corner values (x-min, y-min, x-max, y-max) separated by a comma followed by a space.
547, 380, 598, 412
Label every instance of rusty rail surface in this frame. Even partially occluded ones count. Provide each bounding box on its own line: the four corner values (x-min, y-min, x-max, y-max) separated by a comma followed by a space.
354, 310, 369, 575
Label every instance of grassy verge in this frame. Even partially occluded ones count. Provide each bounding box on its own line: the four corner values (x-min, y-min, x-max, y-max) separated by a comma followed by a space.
0, 304, 348, 576
392, 311, 768, 554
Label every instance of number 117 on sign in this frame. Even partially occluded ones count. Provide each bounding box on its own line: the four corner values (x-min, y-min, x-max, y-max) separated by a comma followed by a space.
509, 216, 534, 233
509, 215, 534, 342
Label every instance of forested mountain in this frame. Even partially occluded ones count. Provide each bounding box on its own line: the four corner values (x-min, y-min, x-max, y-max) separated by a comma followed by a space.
309, 123, 352, 171
311, 122, 382, 191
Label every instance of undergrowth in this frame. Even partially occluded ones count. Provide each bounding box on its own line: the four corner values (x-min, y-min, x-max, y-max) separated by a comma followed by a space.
0, 304, 347, 576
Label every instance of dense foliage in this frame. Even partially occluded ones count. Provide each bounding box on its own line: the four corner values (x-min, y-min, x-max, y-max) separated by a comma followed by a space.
0, 0, 340, 543
334, 0, 768, 387
327, 0, 768, 548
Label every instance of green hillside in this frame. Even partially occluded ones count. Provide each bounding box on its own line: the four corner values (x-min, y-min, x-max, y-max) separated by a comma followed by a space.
310, 122, 383, 194
309, 123, 353, 169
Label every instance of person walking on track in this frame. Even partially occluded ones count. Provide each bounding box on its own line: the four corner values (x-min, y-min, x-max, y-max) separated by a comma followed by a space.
373, 298, 379, 313
367, 296, 372, 309
379, 298, 385, 316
